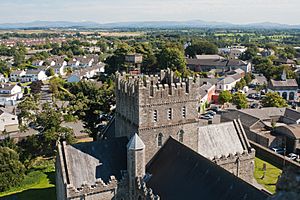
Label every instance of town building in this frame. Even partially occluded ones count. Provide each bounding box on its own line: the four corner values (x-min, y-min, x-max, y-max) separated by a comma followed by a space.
67, 64, 105, 83
19, 69, 47, 82
229, 45, 247, 59
9, 70, 26, 82
0, 84, 23, 106
268, 70, 298, 101
0, 109, 19, 134
222, 107, 300, 154
0, 73, 8, 83
216, 69, 244, 91
186, 55, 251, 73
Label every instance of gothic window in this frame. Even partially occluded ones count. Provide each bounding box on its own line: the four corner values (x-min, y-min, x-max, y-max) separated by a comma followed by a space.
182, 106, 186, 118
178, 130, 184, 143
153, 110, 158, 122
157, 133, 163, 147
168, 108, 172, 120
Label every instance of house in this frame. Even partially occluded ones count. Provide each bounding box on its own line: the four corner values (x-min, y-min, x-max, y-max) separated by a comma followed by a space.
198, 82, 216, 113
67, 64, 104, 83
268, 70, 298, 101
187, 55, 251, 73
0, 109, 19, 134
32, 60, 44, 67
273, 58, 296, 67
68, 58, 80, 68
52, 65, 66, 76
0, 73, 8, 83
216, 70, 244, 91
229, 45, 247, 59
20, 70, 47, 82
76, 56, 94, 68
9, 70, 26, 82
251, 74, 267, 86
0, 84, 23, 106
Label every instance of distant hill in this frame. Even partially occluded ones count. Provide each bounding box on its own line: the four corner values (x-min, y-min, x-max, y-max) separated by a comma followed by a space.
0, 20, 299, 29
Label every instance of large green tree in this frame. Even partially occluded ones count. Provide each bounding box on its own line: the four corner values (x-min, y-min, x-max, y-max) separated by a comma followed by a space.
262, 92, 288, 108
218, 90, 232, 105
157, 47, 187, 73
0, 147, 25, 192
185, 40, 218, 58
232, 92, 248, 109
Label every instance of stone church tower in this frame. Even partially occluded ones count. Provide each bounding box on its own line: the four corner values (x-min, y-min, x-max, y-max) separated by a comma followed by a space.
127, 133, 146, 200
115, 69, 201, 162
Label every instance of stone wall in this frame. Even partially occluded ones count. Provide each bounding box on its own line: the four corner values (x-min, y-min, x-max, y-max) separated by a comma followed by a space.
213, 149, 256, 184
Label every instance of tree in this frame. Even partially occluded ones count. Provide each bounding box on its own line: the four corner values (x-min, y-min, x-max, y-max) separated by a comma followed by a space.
232, 92, 248, 109
46, 68, 55, 77
262, 92, 288, 108
17, 95, 39, 129
157, 47, 187, 73
30, 80, 43, 94
235, 78, 247, 90
185, 40, 218, 58
240, 47, 258, 61
0, 147, 25, 192
218, 90, 232, 105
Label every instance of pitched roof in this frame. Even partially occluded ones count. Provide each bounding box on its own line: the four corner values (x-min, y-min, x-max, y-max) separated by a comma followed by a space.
270, 79, 298, 88
195, 55, 224, 60
127, 133, 145, 150
275, 124, 300, 139
59, 137, 128, 188
146, 137, 269, 200
197, 121, 249, 159
284, 108, 300, 122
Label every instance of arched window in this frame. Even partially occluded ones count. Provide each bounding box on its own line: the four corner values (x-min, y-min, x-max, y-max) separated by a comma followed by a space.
282, 92, 288, 100
157, 133, 163, 147
289, 92, 295, 101
178, 130, 184, 143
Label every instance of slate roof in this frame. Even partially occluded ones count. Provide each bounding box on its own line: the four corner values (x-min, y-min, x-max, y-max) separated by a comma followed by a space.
197, 121, 248, 159
127, 133, 145, 150
146, 137, 269, 200
269, 79, 298, 89
275, 124, 300, 139
60, 137, 128, 188
284, 108, 300, 122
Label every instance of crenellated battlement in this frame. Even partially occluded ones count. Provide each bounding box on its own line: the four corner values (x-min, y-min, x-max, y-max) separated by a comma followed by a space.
116, 69, 202, 99
66, 176, 118, 198
212, 148, 255, 165
136, 177, 160, 200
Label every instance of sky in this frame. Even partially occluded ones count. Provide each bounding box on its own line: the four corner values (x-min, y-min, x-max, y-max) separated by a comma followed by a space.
0, 0, 299, 25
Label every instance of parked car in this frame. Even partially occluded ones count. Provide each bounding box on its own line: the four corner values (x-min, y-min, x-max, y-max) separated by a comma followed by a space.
270, 147, 286, 155
201, 114, 213, 120
206, 110, 216, 116
250, 103, 259, 109
287, 153, 299, 161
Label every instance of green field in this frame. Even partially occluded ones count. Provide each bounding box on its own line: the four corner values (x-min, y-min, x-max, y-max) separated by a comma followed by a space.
254, 157, 282, 194
0, 158, 56, 200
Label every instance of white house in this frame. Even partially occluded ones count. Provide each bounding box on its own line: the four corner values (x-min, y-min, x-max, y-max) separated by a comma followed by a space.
20, 70, 47, 82
10, 70, 26, 82
0, 109, 19, 133
0, 84, 23, 106
67, 64, 104, 83
68, 59, 80, 68
216, 71, 243, 91
32, 60, 44, 67
77, 56, 94, 68
0, 73, 8, 83
52, 65, 66, 76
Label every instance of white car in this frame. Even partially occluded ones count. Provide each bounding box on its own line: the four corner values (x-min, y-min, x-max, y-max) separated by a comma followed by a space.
287, 153, 299, 161
201, 115, 213, 120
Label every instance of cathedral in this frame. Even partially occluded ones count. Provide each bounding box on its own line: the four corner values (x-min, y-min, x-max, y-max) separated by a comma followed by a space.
55, 70, 269, 200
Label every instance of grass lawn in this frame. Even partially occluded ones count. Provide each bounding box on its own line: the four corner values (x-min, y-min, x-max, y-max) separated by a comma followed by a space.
0, 158, 56, 200
254, 157, 282, 194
